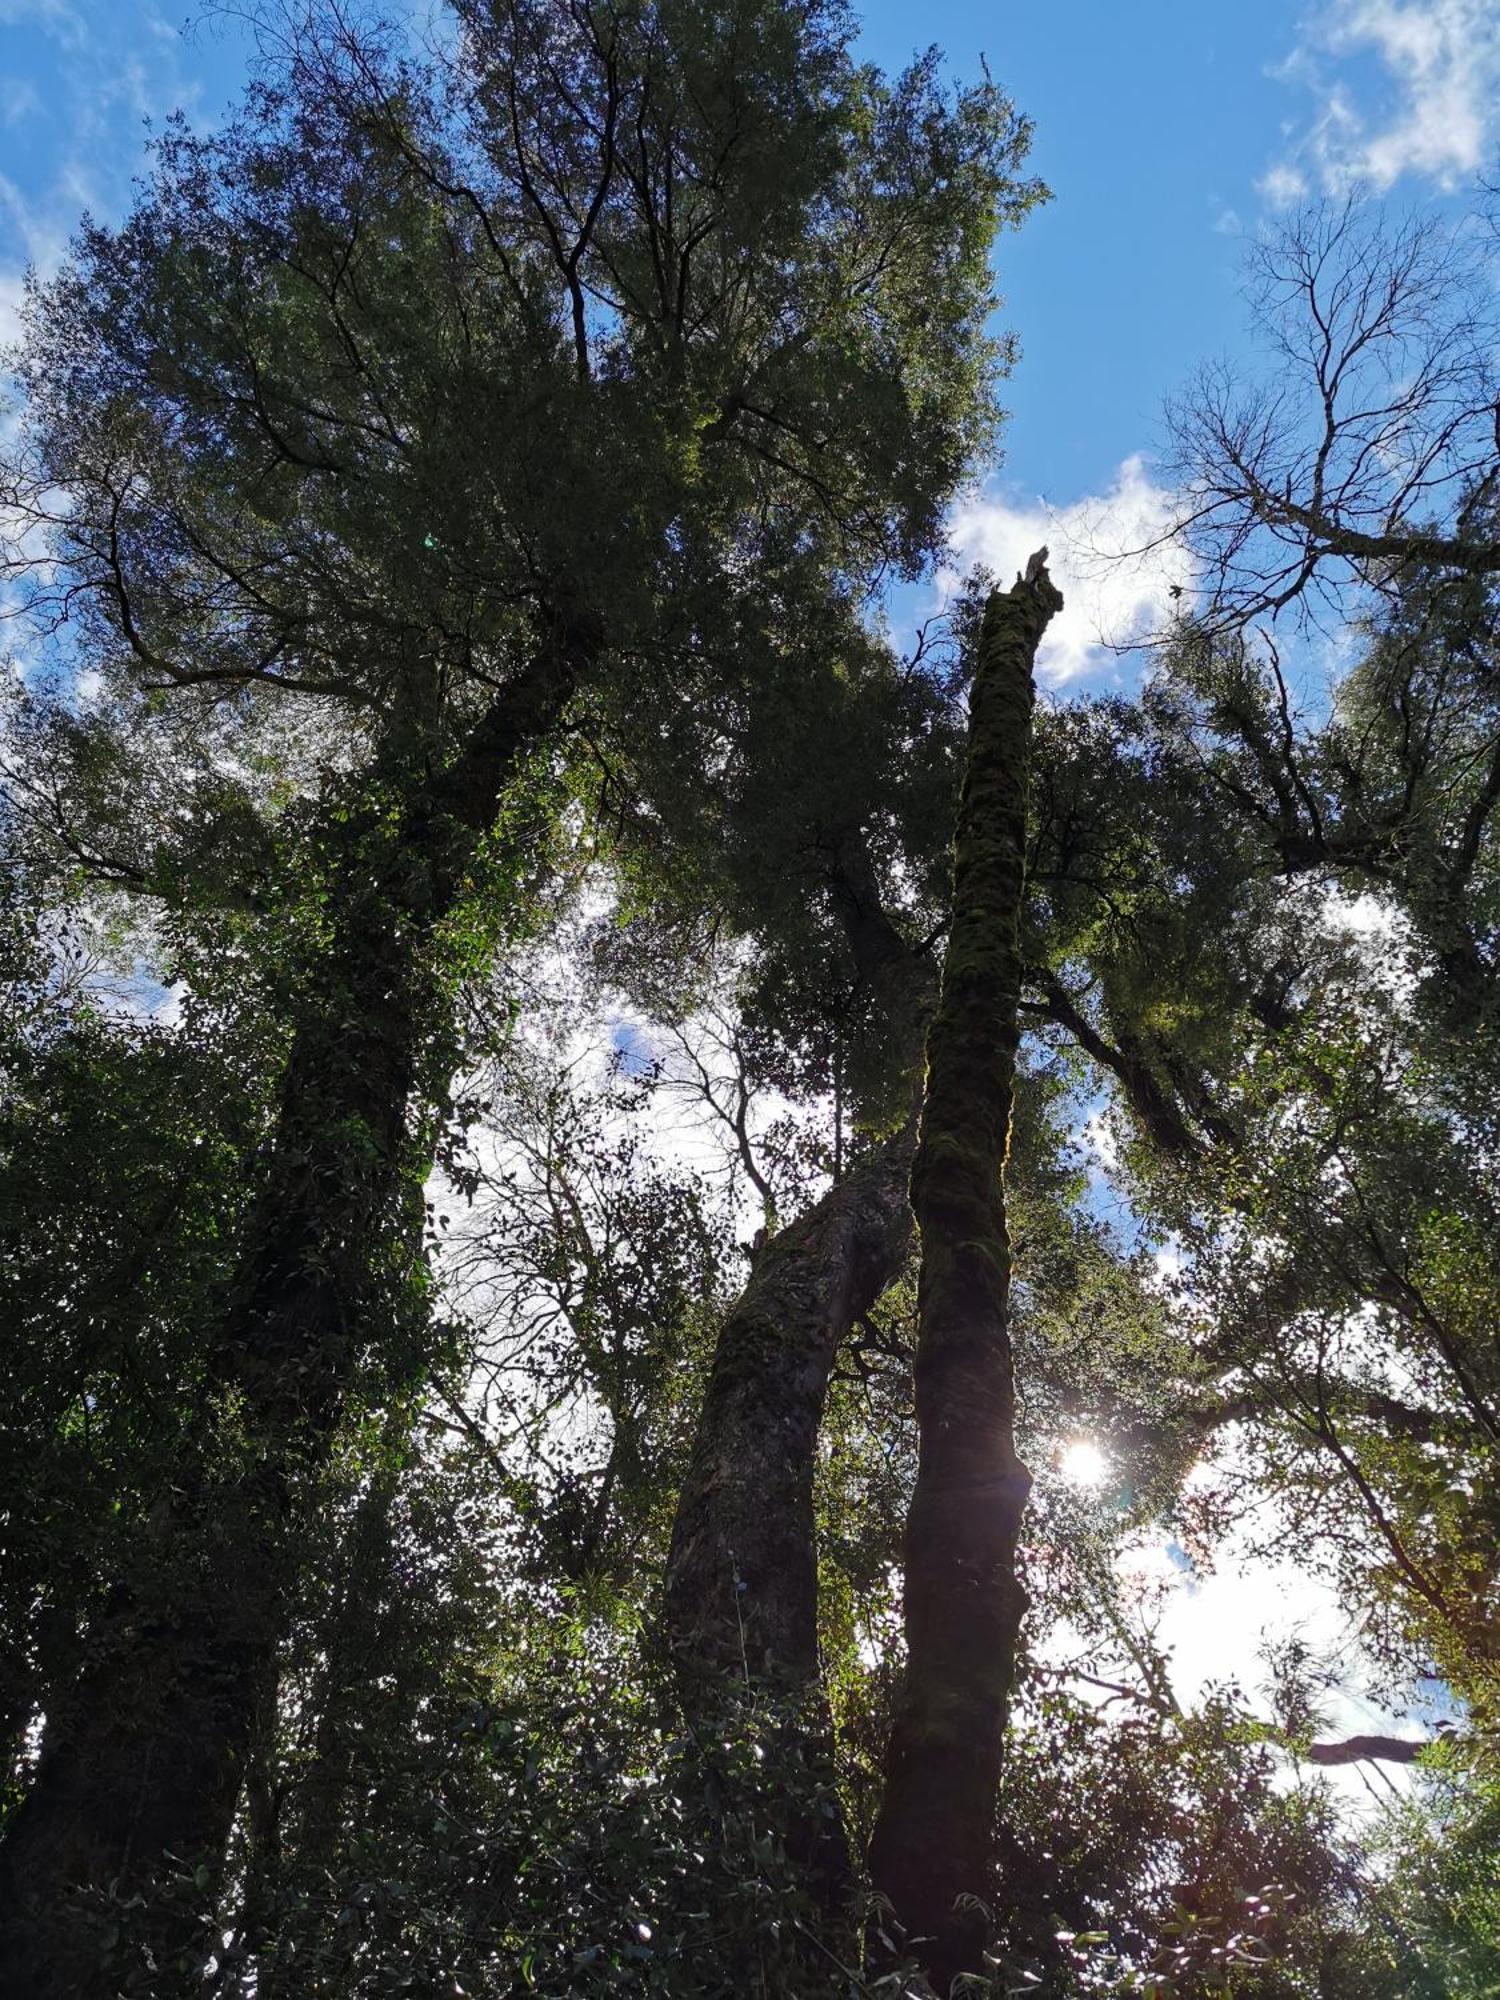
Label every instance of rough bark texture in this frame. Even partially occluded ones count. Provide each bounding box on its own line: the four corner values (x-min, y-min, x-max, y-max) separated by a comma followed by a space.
0, 638, 582, 1999
667, 837, 932, 1698
867, 556, 1061, 1992
663, 1138, 917, 1936
241, 1466, 400, 1999
664, 837, 934, 1926
666, 1135, 918, 1698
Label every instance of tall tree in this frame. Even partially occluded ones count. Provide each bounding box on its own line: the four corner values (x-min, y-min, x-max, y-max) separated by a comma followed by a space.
0, 3, 1040, 1988
868, 554, 1061, 1987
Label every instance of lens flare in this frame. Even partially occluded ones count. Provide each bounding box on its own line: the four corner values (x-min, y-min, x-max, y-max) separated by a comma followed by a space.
1059, 1438, 1109, 1489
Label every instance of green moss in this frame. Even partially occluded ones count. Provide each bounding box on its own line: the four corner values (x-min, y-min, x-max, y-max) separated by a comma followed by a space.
869, 559, 1063, 1979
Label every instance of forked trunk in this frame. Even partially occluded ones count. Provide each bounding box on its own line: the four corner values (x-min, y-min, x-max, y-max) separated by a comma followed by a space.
664, 839, 933, 1922
867, 555, 1061, 1991
666, 1136, 918, 1702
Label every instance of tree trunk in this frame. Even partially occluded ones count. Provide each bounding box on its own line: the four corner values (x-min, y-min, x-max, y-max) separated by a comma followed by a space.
666, 834, 934, 1699
0, 641, 581, 1998
664, 838, 934, 1923
247, 1465, 400, 2000
0, 943, 423, 1995
666, 1133, 918, 1697
664, 1130, 918, 1932
867, 556, 1061, 1992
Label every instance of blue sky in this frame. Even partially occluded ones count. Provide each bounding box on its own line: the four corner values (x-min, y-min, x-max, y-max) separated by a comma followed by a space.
2, 0, 1495, 678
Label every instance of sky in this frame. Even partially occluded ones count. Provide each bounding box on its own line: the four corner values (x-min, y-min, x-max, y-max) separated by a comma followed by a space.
2, 0, 1495, 687
3, 0, 1490, 1784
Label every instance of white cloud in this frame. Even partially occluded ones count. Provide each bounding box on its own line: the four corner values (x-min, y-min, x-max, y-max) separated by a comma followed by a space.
0, 1, 86, 49
0, 9, 222, 351
1150, 1238, 1185, 1290
1099, 1464, 1434, 1816
1268, 0, 1500, 196
1080, 1108, 1121, 1174
946, 454, 1190, 687
1154, 1541, 1427, 1810
1257, 161, 1309, 209
0, 165, 75, 345
1039, 1478, 1432, 1819
1323, 889, 1399, 939
0, 77, 42, 124
0, 268, 25, 348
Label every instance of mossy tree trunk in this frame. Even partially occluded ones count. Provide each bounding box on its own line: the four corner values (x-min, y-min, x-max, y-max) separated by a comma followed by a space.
664, 1130, 917, 1922
867, 556, 1062, 1992
0, 636, 583, 1999
665, 1138, 918, 1704
664, 839, 935, 1918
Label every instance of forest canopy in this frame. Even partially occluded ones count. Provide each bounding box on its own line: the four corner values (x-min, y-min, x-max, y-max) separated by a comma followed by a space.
0, 3, 1497, 1996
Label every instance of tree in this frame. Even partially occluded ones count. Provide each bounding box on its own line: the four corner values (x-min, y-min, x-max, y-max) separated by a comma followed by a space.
0, 2, 1041, 1988
15, 21, 1500, 2000
0, 844, 274, 1817
1166, 198, 1500, 630
867, 555, 1061, 1986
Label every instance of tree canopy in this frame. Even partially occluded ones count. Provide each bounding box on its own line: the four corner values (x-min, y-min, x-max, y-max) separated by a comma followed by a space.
1, 5, 1497, 1998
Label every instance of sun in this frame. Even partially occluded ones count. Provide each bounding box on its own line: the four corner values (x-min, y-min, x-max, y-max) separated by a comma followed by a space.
1058, 1438, 1110, 1489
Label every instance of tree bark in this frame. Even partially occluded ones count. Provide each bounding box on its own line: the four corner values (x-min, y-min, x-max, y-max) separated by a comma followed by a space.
667, 834, 932, 1696
664, 838, 934, 1926
1304, 1734, 1424, 1766
242, 1464, 400, 2000
665, 1131, 918, 1925
867, 555, 1061, 1992
0, 638, 582, 1998
666, 1135, 919, 1697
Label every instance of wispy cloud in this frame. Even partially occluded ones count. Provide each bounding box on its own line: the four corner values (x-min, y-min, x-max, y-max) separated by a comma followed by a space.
1268, 0, 1500, 196
0, 5, 229, 347
0, 165, 73, 346
946, 454, 1189, 688
0, 77, 41, 124
1256, 161, 1309, 210
0, 1, 87, 51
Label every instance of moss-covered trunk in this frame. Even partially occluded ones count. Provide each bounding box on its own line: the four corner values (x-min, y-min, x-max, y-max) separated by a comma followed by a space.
664, 839, 934, 1922
666, 1137, 918, 1703
867, 556, 1061, 1991
0, 910, 427, 1997
665, 1130, 917, 1926
0, 642, 580, 1999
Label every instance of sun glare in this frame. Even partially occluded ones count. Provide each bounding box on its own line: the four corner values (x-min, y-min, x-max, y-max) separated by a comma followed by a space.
1059, 1438, 1109, 1489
